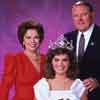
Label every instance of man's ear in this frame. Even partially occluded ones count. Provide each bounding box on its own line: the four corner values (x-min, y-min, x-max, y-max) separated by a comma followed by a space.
91, 11, 95, 19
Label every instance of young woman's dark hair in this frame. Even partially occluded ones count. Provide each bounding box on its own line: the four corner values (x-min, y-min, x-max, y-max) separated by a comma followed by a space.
45, 47, 79, 80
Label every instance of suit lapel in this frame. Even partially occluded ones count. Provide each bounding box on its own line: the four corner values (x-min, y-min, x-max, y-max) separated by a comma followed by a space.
73, 26, 96, 58
83, 25, 97, 56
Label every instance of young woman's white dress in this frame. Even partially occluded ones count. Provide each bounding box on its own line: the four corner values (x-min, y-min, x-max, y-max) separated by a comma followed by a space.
34, 78, 86, 100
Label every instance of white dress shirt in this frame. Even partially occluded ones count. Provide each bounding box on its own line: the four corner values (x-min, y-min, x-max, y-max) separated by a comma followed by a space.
76, 24, 94, 57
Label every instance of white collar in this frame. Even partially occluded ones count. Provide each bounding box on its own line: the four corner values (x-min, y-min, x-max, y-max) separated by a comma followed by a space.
78, 24, 94, 37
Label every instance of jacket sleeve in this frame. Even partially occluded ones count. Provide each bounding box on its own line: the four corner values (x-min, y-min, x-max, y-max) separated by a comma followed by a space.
0, 54, 16, 100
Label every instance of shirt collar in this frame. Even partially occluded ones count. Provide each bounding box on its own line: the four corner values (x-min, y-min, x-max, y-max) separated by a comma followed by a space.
78, 24, 94, 37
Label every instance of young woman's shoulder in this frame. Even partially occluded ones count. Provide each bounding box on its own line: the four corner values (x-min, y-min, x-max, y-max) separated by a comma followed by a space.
71, 78, 86, 98
34, 78, 48, 88
34, 78, 50, 99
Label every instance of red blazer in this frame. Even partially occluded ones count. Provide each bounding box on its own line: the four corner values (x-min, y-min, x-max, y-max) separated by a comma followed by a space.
0, 52, 46, 100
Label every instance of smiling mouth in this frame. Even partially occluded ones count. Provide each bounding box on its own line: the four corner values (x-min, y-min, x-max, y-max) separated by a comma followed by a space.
30, 44, 38, 48
78, 22, 84, 24
57, 67, 66, 70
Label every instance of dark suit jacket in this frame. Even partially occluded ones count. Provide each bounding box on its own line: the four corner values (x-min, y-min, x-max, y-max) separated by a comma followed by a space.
64, 25, 100, 100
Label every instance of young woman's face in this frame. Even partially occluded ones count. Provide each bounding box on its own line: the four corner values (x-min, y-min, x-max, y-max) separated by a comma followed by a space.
52, 54, 70, 75
23, 29, 40, 52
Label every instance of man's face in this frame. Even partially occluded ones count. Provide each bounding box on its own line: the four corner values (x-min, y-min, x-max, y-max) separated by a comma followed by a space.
72, 5, 95, 32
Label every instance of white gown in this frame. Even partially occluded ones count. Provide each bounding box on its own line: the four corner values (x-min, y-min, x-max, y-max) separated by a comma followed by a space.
34, 78, 86, 100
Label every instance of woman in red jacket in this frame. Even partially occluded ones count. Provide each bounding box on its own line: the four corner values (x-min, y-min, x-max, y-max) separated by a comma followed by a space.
0, 19, 45, 100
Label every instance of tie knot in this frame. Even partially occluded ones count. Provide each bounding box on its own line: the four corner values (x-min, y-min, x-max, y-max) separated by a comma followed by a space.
81, 33, 84, 37
80, 33, 85, 40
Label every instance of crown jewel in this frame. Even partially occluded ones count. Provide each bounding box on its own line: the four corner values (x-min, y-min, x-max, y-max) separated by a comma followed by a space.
48, 34, 73, 50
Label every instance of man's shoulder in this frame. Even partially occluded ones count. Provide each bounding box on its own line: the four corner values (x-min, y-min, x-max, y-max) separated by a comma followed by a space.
94, 24, 100, 31
64, 30, 77, 39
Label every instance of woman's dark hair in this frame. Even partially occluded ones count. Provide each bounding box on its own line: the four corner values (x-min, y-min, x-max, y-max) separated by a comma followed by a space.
45, 48, 79, 80
17, 20, 44, 48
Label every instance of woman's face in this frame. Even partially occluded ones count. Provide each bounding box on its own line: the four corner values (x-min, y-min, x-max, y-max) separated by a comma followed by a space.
52, 54, 70, 75
23, 29, 40, 52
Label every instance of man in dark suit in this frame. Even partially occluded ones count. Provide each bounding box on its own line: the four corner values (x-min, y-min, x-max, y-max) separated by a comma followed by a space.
64, 0, 100, 100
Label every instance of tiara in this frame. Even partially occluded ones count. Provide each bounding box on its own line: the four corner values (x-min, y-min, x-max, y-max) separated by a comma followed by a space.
48, 34, 73, 50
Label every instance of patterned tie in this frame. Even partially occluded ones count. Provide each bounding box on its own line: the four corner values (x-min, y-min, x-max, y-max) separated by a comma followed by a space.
78, 33, 85, 62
